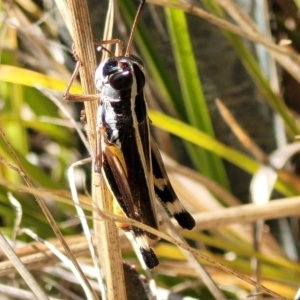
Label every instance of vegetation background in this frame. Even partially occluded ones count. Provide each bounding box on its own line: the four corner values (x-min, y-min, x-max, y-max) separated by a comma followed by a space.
1, 0, 300, 299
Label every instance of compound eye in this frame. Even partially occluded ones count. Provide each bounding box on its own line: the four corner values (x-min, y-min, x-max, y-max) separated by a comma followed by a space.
102, 58, 118, 77
109, 71, 133, 90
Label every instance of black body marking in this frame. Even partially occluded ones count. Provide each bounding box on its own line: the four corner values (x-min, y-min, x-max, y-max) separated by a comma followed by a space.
94, 55, 195, 268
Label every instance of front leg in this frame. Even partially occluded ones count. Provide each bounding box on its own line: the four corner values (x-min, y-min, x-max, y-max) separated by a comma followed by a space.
63, 48, 99, 102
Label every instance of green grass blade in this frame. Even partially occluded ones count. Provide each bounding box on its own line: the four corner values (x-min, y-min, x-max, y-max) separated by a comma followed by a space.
0, 65, 81, 93
149, 110, 297, 196
164, 7, 229, 187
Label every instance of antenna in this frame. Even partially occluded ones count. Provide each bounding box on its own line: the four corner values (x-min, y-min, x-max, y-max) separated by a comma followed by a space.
125, 0, 145, 57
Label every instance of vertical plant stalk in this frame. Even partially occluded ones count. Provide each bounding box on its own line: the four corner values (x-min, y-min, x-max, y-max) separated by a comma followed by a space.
63, 1, 126, 299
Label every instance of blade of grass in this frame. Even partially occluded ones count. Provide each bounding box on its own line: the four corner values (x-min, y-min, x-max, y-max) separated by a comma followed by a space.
149, 110, 298, 196
164, 7, 229, 188
0, 65, 82, 93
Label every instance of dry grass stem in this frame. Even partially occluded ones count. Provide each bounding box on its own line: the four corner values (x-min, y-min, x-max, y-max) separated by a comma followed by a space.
61, 0, 127, 299
193, 196, 300, 230
216, 99, 267, 164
